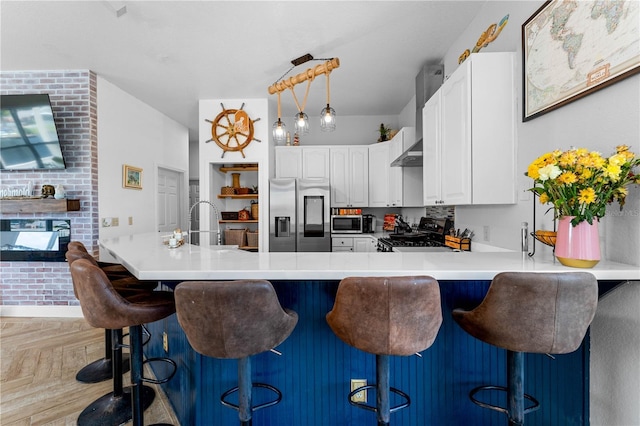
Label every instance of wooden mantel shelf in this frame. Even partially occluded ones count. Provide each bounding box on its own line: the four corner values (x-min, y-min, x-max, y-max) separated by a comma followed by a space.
0, 198, 80, 214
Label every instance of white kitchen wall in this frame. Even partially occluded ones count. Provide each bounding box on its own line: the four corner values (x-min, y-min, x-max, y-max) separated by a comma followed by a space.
97, 76, 189, 258
437, 2, 640, 423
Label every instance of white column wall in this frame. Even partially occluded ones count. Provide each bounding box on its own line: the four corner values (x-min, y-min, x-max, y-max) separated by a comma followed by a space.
97, 76, 189, 258
198, 99, 270, 249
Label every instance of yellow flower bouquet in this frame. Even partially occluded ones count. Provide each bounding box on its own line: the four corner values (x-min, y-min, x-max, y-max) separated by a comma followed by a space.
526, 145, 640, 226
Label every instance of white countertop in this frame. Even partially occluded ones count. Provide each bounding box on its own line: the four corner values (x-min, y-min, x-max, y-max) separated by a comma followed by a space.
100, 232, 640, 282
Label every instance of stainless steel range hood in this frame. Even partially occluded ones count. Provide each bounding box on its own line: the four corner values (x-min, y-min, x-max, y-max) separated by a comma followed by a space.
391, 64, 443, 167
390, 139, 422, 167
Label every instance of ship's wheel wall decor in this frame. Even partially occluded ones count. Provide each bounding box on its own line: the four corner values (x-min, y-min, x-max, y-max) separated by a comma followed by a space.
205, 103, 261, 158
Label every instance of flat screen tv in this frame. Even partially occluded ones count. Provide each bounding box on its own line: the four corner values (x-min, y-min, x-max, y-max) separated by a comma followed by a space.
0, 94, 66, 170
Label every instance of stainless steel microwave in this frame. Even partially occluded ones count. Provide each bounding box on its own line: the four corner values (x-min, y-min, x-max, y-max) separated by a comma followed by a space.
330, 215, 363, 234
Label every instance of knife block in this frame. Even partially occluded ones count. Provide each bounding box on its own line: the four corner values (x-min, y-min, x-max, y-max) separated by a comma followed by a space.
445, 236, 471, 251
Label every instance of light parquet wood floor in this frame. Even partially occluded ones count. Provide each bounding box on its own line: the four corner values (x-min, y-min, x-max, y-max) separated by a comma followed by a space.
0, 316, 179, 425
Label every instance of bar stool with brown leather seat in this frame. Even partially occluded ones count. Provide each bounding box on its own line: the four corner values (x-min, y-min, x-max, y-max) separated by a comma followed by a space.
70, 258, 177, 426
66, 247, 157, 384
452, 272, 598, 426
326, 276, 443, 426
66, 248, 162, 425
174, 280, 298, 426
68, 240, 134, 279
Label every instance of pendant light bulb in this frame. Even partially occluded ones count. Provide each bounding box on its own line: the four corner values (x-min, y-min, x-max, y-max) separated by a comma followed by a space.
294, 111, 309, 134
272, 118, 287, 144
320, 104, 336, 132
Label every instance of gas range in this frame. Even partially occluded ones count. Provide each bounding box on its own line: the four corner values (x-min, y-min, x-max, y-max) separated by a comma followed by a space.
376, 217, 453, 252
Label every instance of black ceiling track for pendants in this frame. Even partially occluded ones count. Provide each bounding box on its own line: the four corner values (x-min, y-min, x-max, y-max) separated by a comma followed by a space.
291, 53, 314, 66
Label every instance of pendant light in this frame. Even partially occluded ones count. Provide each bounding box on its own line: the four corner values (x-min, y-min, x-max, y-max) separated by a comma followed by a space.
294, 111, 309, 134
288, 75, 312, 135
272, 91, 287, 144
268, 56, 340, 135
320, 72, 336, 132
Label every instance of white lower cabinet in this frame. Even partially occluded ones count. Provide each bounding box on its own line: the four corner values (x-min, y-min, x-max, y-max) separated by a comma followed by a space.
332, 236, 376, 252
354, 237, 376, 252
332, 237, 353, 252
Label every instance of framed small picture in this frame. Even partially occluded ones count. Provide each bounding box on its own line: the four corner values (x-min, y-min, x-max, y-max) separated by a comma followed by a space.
522, 0, 640, 121
123, 164, 143, 190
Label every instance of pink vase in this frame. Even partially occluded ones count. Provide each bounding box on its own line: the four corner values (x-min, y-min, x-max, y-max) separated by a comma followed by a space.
555, 216, 600, 268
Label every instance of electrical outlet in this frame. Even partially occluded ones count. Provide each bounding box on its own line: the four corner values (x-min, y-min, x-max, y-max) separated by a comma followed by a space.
162, 332, 169, 353
483, 225, 490, 242
350, 379, 367, 403
128, 216, 133, 225
111, 217, 119, 227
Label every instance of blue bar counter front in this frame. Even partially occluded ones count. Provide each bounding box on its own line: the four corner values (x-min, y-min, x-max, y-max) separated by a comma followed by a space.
146, 279, 592, 426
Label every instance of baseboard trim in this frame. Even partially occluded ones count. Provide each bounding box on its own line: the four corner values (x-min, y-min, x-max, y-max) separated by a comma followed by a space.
0, 305, 83, 318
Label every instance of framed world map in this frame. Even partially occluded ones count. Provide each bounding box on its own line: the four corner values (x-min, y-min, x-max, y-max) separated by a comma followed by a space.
522, 0, 640, 121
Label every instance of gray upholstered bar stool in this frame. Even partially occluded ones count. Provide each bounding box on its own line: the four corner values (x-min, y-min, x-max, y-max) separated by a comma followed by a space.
326, 276, 443, 426
70, 258, 177, 426
66, 247, 157, 384
174, 280, 298, 426
452, 272, 598, 426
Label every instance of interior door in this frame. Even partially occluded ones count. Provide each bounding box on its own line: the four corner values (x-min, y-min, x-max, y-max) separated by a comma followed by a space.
157, 167, 183, 233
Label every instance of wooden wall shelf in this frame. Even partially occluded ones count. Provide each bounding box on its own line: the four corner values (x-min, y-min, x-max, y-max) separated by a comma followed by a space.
219, 164, 258, 173
0, 198, 80, 214
217, 194, 258, 199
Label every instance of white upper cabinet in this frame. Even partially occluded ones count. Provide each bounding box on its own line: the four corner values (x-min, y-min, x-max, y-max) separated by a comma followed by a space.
423, 94, 442, 205
330, 146, 369, 207
369, 128, 422, 208
302, 147, 330, 179
275, 147, 302, 178
389, 127, 423, 207
388, 134, 403, 207
275, 147, 330, 179
368, 141, 390, 207
423, 52, 517, 206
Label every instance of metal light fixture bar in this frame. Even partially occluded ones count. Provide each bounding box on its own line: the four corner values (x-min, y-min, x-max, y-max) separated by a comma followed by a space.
268, 58, 340, 95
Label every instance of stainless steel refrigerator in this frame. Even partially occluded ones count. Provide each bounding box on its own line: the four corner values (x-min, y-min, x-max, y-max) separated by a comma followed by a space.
269, 178, 330, 252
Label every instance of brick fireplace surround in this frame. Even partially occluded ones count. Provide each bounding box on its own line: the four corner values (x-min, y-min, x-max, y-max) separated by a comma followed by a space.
1, 70, 98, 308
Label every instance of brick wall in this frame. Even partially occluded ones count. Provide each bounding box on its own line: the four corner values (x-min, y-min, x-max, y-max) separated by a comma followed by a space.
0, 70, 98, 306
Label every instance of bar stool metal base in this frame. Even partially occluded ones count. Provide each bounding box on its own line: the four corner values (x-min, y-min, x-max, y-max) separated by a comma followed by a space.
468, 351, 540, 426
130, 325, 177, 426
77, 385, 155, 426
75, 354, 130, 383
347, 355, 410, 426
76, 329, 131, 383
219, 356, 282, 426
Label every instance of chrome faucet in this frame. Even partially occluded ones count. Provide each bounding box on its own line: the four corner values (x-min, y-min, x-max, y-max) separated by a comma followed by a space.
188, 200, 222, 246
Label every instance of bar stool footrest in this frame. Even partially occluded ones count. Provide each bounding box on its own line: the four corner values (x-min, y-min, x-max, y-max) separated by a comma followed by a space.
141, 357, 178, 385
220, 382, 283, 413
347, 385, 411, 414
469, 385, 540, 415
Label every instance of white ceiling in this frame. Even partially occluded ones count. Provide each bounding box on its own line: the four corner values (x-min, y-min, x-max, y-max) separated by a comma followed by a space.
1, 1, 487, 140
